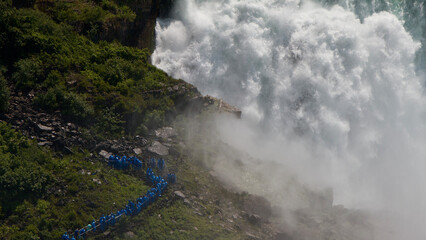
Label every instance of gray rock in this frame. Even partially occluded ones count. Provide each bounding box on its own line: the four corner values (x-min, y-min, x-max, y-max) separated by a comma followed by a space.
99, 150, 111, 159
148, 141, 169, 156
184, 199, 191, 206
92, 178, 101, 185
124, 231, 136, 238
38, 141, 53, 146
174, 191, 186, 199
247, 214, 262, 225
246, 232, 261, 240
155, 127, 177, 139
133, 148, 142, 155
37, 124, 53, 131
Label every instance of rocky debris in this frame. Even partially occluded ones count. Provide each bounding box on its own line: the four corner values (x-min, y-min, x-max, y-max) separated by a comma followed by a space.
148, 141, 169, 156
174, 191, 186, 199
99, 150, 112, 159
217, 98, 242, 119
0, 93, 92, 153
133, 147, 142, 155
38, 141, 53, 146
182, 95, 241, 119
92, 178, 101, 185
247, 214, 262, 225
242, 194, 272, 220
307, 188, 333, 211
124, 231, 136, 238
37, 123, 53, 131
203, 95, 242, 119
245, 232, 261, 240
155, 127, 177, 140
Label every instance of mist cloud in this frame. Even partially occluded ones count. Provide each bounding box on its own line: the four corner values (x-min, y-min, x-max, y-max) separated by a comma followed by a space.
153, 0, 426, 239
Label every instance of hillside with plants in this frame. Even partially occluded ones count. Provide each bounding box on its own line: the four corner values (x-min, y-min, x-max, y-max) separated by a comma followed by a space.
0, 1, 278, 239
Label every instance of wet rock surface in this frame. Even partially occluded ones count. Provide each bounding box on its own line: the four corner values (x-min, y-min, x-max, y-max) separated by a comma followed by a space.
148, 141, 169, 156
155, 127, 177, 140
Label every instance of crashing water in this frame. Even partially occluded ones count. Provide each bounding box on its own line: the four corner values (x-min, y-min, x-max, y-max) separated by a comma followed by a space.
153, 0, 426, 238
318, 0, 426, 75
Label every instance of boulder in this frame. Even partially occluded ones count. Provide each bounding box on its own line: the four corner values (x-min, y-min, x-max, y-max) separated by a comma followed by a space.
133, 147, 142, 155
124, 231, 136, 238
37, 123, 53, 131
247, 214, 262, 225
148, 141, 169, 156
174, 191, 186, 199
38, 141, 53, 146
155, 127, 177, 139
99, 150, 111, 159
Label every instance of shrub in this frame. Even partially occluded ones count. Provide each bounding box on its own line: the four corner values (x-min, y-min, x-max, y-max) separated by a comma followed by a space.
93, 107, 125, 138
0, 69, 9, 113
11, 57, 43, 91
0, 122, 53, 214
142, 110, 165, 130
34, 86, 94, 122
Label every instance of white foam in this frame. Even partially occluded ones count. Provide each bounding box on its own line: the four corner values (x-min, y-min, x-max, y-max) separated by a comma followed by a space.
153, 0, 426, 238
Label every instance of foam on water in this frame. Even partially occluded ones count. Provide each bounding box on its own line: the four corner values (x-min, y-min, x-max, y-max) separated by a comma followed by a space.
153, 0, 426, 238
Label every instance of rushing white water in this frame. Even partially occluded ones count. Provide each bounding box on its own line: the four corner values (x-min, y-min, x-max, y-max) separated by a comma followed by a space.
153, 0, 426, 238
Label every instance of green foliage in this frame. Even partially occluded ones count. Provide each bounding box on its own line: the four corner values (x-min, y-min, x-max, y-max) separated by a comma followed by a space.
0, 123, 150, 239
34, 86, 94, 122
0, 68, 9, 112
143, 109, 166, 130
11, 57, 44, 91
43, 0, 136, 39
0, 122, 52, 214
0, 2, 191, 135
93, 107, 125, 138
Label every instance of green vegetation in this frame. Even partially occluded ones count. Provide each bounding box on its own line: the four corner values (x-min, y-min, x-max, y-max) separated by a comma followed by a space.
0, 122, 150, 239
0, 68, 9, 112
0, 0, 197, 135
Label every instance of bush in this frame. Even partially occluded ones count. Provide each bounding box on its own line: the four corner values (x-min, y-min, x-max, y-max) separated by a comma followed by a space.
34, 86, 94, 122
0, 69, 9, 113
11, 57, 43, 91
142, 110, 165, 130
0, 122, 53, 214
93, 107, 125, 138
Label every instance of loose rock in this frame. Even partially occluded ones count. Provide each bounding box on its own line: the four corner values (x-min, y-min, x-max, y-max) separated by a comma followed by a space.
148, 141, 169, 156
99, 150, 111, 159
37, 123, 53, 131
124, 231, 136, 238
155, 127, 177, 139
92, 178, 102, 185
133, 147, 142, 155
174, 191, 186, 199
38, 141, 53, 146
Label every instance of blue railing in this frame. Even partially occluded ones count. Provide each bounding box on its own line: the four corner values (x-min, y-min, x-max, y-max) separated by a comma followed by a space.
61, 155, 176, 240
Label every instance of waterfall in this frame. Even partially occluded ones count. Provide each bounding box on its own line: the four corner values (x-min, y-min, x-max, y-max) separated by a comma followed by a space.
153, 0, 426, 238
